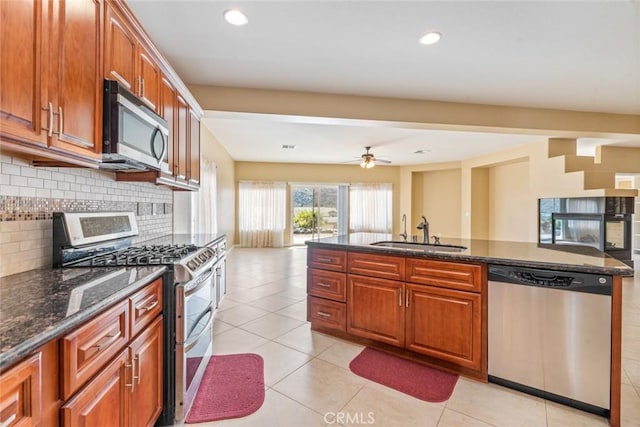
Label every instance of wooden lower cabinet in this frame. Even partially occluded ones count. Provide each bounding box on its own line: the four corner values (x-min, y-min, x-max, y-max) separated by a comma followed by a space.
0, 353, 42, 426
130, 316, 163, 427
61, 349, 129, 427
308, 296, 346, 332
62, 315, 163, 427
405, 284, 482, 370
347, 275, 404, 347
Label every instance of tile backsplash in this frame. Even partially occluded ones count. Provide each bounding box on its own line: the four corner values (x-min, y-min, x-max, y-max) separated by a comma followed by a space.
0, 154, 173, 277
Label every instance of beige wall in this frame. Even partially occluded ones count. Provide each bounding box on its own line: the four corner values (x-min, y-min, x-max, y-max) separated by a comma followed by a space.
411, 169, 462, 240
200, 124, 236, 240
235, 162, 401, 245
488, 160, 536, 242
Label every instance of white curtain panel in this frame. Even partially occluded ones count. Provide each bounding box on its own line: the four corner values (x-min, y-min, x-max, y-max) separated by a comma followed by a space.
349, 183, 392, 233
239, 181, 286, 247
194, 159, 217, 234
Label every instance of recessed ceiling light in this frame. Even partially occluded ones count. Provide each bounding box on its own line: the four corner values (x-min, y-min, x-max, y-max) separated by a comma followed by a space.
419, 31, 441, 45
224, 9, 248, 26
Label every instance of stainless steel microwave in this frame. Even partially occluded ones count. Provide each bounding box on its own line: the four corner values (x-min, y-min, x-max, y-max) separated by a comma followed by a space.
101, 79, 170, 172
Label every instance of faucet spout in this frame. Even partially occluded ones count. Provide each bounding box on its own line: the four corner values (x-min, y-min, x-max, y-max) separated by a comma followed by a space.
416, 215, 429, 244
400, 214, 407, 241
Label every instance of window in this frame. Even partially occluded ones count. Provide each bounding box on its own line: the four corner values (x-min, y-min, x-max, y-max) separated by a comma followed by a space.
349, 183, 392, 233
238, 181, 286, 247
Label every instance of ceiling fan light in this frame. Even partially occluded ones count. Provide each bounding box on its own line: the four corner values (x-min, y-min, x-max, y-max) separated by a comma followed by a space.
360, 159, 375, 168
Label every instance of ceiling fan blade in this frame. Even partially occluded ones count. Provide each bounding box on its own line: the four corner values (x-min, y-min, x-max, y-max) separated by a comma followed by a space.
373, 158, 392, 164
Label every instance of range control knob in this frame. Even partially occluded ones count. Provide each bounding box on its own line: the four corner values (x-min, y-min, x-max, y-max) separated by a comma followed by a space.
187, 260, 198, 270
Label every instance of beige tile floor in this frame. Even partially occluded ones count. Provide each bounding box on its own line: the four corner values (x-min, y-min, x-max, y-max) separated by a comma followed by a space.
181, 247, 640, 427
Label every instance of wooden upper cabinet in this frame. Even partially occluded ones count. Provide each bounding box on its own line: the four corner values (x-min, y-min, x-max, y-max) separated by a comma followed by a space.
0, 0, 49, 147
188, 108, 200, 185
0, 0, 101, 163
160, 76, 176, 178
137, 45, 160, 112
104, 3, 137, 92
104, 3, 160, 112
175, 94, 189, 183
48, 0, 103, 158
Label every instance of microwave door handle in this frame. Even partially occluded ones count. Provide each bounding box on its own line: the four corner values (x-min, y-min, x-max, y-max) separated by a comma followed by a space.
150, 127, 166, 162
159, 130, 167, 163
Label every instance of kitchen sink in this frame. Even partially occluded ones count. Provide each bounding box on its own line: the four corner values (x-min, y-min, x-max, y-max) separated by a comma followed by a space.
370, 241, 468, 252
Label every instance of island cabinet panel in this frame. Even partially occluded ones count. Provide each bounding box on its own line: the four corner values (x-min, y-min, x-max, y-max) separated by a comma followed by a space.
307, 269, 346, 302
348, 252, 405, 281
308, 248, 347, 272
347, 275, 405, 347
308, 296, 346, 332
406, 258, 482, 292
61, 300, 130, 400
405, 284, 482, 370
0, 353, 42, 427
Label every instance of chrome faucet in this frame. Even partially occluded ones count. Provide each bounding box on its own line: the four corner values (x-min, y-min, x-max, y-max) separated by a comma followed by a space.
417, 215, 429, 244
400, 214, 408, 241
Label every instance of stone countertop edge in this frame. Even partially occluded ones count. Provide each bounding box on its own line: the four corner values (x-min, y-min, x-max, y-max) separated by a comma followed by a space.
0, 266, 166, 371
305, 233, 635, 277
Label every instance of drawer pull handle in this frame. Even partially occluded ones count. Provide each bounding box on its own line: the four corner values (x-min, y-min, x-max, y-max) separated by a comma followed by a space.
94, 330, 122, 351
317, 311, 332, 318
317, 257, 332, 263
1, 414, 17, 427
140, 300, 159, 312
316, 282, 331, 288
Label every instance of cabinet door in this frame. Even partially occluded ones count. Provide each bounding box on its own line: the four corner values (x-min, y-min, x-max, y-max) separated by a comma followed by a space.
130, 316, 163, 427
129, 278, 162, 338
188, 108, 200, 186
49, 0, 102, 159
405, 284, 482, 370
61, 349, 129, 427
104, 3, 136, 91
347, 275, 404, 347
0, 0, 49, 146
160, 75, 176, 179
0, 353, 41, 426
138, 45, 160, 112
175, 94, 189, 182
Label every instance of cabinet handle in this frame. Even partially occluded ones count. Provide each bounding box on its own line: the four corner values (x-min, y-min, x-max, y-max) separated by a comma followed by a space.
125, 361, 135, 391
94, 330, 121, 351
316, 282, 331, 288
317, 311, 331, 318
140, 300, 159, 313
58, 106, 63, 136
134, 354, 141, 384
316, 257, 332, 263
141, 78, 145, 97
398, 288, 402, 306
42, 102, 53, 137
137, 76, 142, 96
1, 413, 17, 427
405, 289, 410, 307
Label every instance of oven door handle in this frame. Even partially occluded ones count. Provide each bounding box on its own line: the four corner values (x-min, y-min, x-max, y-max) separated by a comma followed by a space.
184, 306, 214, 352
184, 269, 215, 297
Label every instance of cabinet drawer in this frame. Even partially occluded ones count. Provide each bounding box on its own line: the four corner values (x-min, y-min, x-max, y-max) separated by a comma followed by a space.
307, 269, 346, 302
308, 248, 347, 272
61, 300, 130, 400
130, 278, 162, 338
0, 353, 41, 426
406, 258, 483, 292
348, 252, 405, 281
308, 297, 346, 332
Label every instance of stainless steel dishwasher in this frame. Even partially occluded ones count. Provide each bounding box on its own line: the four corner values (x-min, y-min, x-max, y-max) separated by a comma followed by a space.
488, 264, 612, 416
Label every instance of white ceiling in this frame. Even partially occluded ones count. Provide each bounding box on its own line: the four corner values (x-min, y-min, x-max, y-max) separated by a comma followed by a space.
128, 0, 640, 166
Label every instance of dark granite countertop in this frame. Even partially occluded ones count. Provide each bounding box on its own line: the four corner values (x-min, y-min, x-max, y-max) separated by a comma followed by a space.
0, 265, 166, 370
306, 233, 634, 277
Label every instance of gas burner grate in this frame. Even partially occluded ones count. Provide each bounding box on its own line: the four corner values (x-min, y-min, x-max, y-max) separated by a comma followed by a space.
88, 244, 200, 266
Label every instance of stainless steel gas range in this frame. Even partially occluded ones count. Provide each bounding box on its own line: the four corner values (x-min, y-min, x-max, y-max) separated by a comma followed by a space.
52, 212, 226, 425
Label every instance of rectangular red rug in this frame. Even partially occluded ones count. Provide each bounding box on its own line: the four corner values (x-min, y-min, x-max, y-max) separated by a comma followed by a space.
349, 347, 458, 402
186, 353, 265, 423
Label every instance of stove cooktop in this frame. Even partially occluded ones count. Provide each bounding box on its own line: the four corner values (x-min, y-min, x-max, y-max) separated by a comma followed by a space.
76, 244, 200, 267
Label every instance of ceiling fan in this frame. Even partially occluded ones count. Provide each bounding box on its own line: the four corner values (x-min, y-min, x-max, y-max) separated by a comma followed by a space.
357, 146, 392, 168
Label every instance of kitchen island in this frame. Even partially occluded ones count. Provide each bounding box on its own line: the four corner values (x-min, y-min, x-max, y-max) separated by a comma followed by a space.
306, 233, 633, 427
